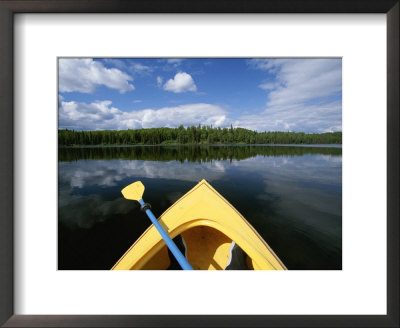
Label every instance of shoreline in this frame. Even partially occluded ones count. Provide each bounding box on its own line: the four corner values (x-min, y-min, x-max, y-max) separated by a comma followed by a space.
59, 143, 342, 149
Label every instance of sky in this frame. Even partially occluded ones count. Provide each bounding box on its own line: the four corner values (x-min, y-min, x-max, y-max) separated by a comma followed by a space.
58, 58, 342, 133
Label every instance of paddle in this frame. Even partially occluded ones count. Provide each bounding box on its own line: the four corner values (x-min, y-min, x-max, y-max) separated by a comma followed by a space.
121, 181, 194, 270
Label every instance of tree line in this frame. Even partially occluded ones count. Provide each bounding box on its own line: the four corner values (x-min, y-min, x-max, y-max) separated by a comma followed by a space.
58, 126, 342, 146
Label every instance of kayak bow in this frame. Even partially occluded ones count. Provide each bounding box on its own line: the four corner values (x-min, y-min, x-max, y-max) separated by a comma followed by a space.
112, 179, 286, 270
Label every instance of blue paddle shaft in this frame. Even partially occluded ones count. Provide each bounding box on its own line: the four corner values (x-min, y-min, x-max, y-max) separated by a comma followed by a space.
138, 199, 193, 270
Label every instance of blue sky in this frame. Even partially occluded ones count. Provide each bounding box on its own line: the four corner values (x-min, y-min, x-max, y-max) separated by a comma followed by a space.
58, 58, 342, 133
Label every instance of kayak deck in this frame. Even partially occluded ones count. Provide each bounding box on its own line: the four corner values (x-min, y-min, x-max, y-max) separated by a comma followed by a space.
112, 179, 286, 270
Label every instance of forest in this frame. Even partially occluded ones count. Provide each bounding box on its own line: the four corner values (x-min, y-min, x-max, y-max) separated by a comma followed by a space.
58, 125, 342, 146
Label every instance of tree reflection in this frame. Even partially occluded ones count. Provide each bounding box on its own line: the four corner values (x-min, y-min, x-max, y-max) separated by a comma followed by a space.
59, 145, 342, 162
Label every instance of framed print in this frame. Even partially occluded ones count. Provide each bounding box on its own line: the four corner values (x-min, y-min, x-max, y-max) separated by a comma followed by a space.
0, 1, 398, 327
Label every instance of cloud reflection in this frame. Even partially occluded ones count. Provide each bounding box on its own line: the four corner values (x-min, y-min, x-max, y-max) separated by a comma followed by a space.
58, 159, 229, 229
59, 153, 341, 229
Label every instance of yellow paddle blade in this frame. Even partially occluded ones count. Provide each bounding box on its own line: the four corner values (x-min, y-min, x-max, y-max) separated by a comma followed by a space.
121, 181, 145, 201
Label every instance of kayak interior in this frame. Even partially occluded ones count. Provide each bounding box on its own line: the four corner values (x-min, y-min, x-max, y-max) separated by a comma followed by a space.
142, 227, 251, 270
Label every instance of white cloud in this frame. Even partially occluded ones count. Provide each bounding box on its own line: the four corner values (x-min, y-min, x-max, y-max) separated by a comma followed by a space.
236, 100, 342, 133
129, 62, 153, 74
156, 76, 163, 87
258, 82, 276, 90
250, 59, 342, 105
102, 59, 153, 75
59, 101, 227, 130
59, 100, 122, 129
101, 58, 127, 70
244, 58, 342, 132
59, 58, 134, 94
167, 58, 183, 66
163, 72, 197, 93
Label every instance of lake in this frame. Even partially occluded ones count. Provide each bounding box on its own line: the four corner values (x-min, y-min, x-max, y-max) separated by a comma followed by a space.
58, 145, 342, 270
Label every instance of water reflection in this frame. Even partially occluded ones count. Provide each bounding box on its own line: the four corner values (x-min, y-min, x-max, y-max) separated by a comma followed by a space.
58, 145, 342, 270
59, 144, 341, 162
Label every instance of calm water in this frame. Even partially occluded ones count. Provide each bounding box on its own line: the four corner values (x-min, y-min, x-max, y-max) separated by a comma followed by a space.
58, 145, 342, 270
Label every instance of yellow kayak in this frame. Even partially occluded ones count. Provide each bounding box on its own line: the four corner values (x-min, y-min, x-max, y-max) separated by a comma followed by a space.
112, 179, 286, 270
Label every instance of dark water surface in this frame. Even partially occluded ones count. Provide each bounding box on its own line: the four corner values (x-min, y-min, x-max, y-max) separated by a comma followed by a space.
58, 145, 342, 270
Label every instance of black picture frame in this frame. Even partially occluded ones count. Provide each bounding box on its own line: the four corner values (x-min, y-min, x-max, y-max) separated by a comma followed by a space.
0, 1, 398, 327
